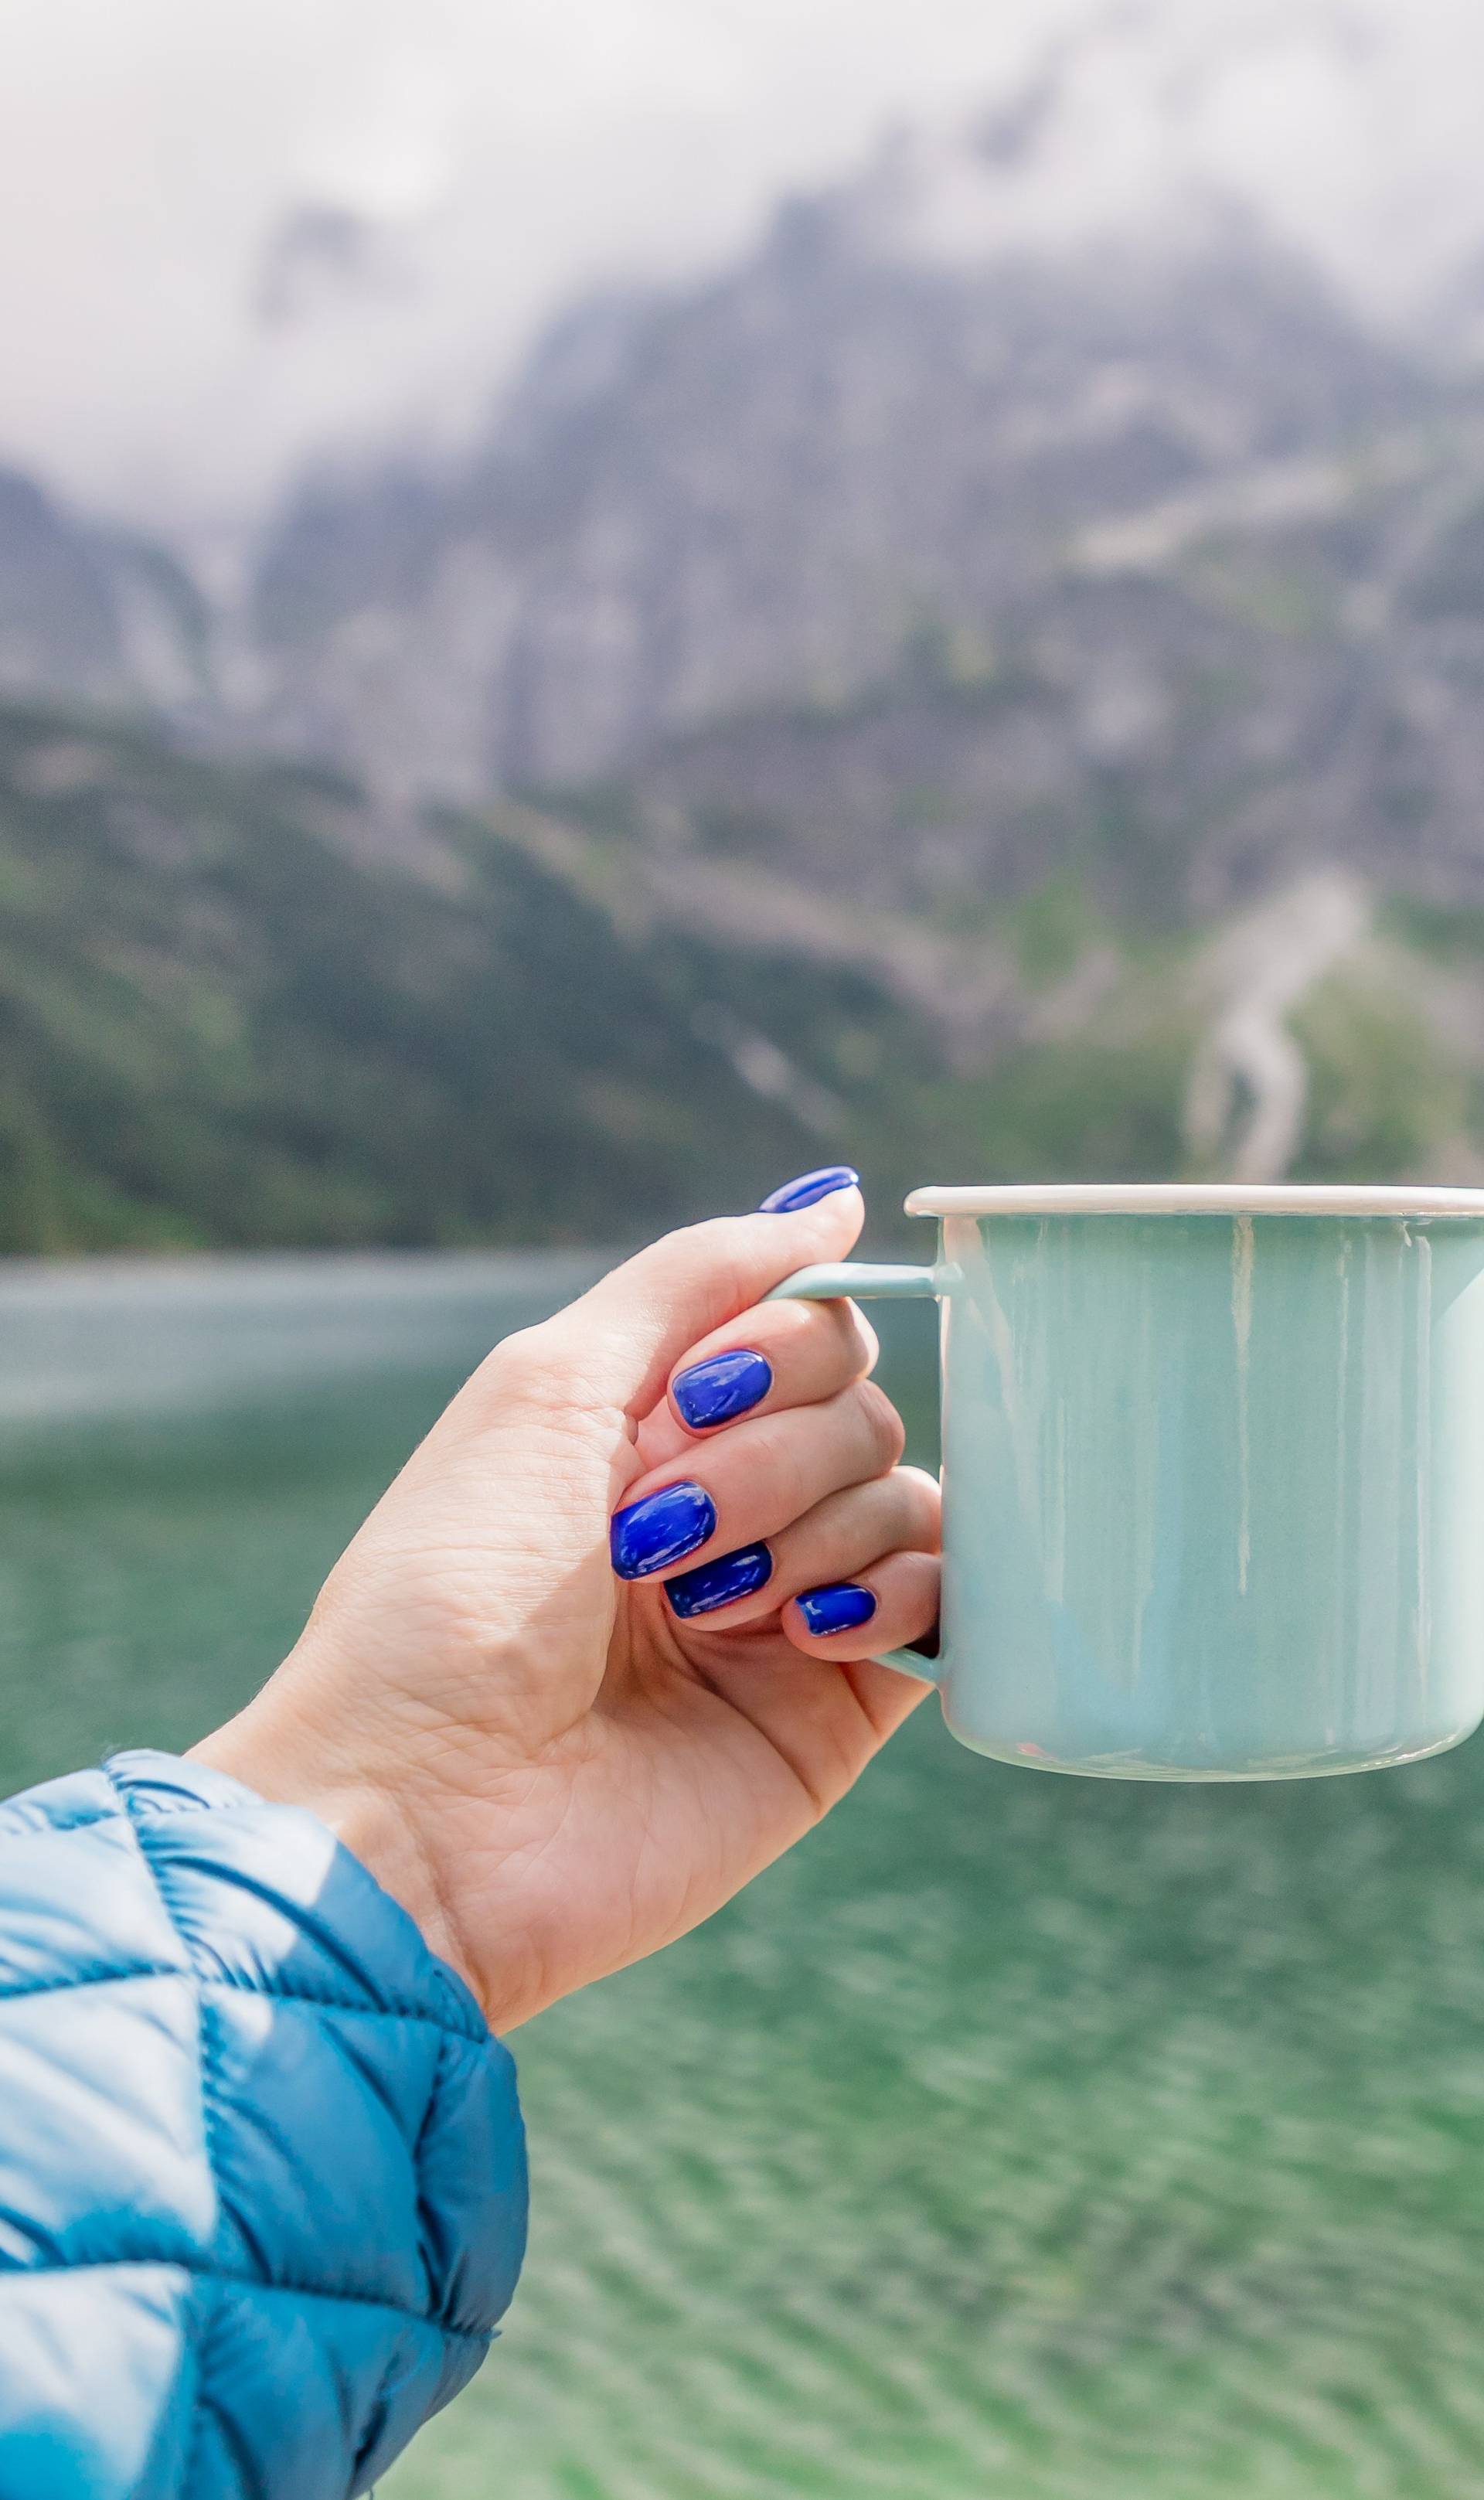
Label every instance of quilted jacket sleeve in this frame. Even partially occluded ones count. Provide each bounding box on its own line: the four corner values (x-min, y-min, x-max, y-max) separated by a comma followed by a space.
0, 1749, 527, 2500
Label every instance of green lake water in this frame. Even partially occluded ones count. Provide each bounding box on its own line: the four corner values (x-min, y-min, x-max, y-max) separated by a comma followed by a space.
5, 1254, 1484, 2498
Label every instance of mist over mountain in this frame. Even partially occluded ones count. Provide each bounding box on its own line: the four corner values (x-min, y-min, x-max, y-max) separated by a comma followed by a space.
11, 0, 1484, 526
10, 42, 1484, 1241
242, 196, 1430, 811
223, 131, 1484, 944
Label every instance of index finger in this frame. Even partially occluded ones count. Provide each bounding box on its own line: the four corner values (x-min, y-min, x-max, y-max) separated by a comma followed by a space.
543, 1173, 865, 1419
669, 1295, 879, 1433
627, 1293, 878, 1475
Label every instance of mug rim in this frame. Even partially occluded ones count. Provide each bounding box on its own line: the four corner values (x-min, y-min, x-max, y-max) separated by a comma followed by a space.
904, 1182, 1484, 1219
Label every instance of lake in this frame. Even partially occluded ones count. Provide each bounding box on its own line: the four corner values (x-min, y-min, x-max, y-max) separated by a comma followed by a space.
4, 1252, 1484, 2498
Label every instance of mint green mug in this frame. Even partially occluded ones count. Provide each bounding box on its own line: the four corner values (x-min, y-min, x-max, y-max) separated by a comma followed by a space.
770, 1184, 1484, 1782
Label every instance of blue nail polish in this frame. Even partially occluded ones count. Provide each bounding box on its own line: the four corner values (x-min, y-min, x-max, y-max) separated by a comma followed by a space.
759, 1165, 859, 1214
797, 1581, 878, 1637
665, 1541, 774, 1620
672, 1348, 773, 1429
611, 1480, 717, 1578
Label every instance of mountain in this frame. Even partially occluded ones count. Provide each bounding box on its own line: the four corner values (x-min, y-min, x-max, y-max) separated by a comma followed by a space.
0, 692, 1480, 1258
613, 410, 1484, 929
0, 697, 962, 1252
12, 97, 1484, 1245
243, 196, 1427, 806
16, 0, 1484, 529
0, 470, 213, 716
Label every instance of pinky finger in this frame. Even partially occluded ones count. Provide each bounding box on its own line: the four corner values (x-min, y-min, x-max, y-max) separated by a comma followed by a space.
782, 1548, 940, 1667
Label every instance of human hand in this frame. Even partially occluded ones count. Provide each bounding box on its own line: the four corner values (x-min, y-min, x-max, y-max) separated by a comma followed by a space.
193, 1173, 940, 2030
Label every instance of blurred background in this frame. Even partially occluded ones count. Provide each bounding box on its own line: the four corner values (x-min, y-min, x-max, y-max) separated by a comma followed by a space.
7, 2, 1484, 2491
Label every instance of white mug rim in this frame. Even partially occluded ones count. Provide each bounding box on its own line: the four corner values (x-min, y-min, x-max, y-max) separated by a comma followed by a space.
905, 1183, 1484, 1220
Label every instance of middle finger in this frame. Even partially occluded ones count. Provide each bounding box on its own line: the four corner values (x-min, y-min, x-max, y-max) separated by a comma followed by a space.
611, 1380, 904, 1583
662, 1464, 941, 1625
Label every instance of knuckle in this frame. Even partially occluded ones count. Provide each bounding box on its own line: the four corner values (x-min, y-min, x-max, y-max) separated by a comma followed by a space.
492, 1319, 546, 1365
780, 1298, 863, 1379
634, 1216, 758, 1322
856, 1379, 905, 1467
765, 1298, 823, 1358
848, 1307, 882, 1376
484, 1318, 612, 1421
654, 1213, 732, 1264
692, 1215, 764, 1293
896, 1466, 943, 1549
825, 1297, 876, 1375
475, 1323, 550, 1399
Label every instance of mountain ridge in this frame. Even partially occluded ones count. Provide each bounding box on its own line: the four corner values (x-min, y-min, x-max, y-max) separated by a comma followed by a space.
2, 687, 1478, 1255
242, 211, 1429, 803
8, 97, 1484, 1239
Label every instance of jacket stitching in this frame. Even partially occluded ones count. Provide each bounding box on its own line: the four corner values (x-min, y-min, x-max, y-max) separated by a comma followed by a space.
0, 2256, 495, 2343
0, 1960, 188, 2005
0, 1958, 487, 2042
411, 2025, 450, 2323
106, 1783, 257, 1823
100, 1764, 231, 2500
197, 1963, 482, 2040
0, 1803, 117, 1848
195, 1988, 223, 2244
176, 2277, 216, 2500
99, 1762, 193, 1974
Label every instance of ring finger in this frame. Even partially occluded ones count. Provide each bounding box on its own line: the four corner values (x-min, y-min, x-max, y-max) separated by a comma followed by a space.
657, 1466, 940, 1626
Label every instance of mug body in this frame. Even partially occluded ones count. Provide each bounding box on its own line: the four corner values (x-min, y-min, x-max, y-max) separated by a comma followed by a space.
927, 1195, 1484, 1779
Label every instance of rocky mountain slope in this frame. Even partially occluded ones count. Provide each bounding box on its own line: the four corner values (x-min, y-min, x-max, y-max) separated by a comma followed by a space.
0, 691, 1479, 1255
243, 203, 1428, 804
10, 103, 1484, 1238
0, 470, 211, 715
226, 142, 1484, 952
0, 698, 955, 1251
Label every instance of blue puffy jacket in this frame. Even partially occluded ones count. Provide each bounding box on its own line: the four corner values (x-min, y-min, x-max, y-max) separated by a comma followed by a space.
0, 1750, 527, 2498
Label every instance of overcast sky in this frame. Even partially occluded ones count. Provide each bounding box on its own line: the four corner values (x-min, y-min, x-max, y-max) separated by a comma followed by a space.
5, 0, 1484, 535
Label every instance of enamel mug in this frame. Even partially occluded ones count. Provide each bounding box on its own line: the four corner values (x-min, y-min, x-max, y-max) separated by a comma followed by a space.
769, 1184, 1484, 1782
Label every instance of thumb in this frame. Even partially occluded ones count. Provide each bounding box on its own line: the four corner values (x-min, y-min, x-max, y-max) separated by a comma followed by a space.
549, 1173, 866, 1416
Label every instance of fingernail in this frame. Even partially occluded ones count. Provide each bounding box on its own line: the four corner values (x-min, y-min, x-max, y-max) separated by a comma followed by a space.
611, 1480, 716, 1579
672, 1348, 773, 1429
665, 1541, 774, 1620
759, 1165, 859, 1214
796, 1581, 878, 1637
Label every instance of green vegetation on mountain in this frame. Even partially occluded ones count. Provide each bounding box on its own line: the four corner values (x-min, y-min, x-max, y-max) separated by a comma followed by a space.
0, 702, 958, 1252
10, 175, 1484, 1255
2, 696, 1481, 1257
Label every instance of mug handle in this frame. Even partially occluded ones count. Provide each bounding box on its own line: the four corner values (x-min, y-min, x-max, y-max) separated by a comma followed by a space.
766, 1261, 945, 1684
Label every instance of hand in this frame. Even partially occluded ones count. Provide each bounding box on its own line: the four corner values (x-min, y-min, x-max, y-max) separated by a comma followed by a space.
192, 1177, 940, 2030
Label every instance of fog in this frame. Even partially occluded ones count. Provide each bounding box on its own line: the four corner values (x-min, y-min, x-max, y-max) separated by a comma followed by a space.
5, 0, 1484, 530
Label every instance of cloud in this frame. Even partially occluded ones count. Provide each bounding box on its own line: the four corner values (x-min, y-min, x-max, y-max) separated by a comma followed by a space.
2, 0, 1482, 533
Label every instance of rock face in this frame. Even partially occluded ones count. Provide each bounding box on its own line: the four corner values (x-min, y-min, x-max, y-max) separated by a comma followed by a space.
0, 469, 212, 713
11, 104, 1484, 1228
10, 107, 1484, 940
244, 186, 1428, 822
230, 135, 1484, 935
0, 697, 918, 1252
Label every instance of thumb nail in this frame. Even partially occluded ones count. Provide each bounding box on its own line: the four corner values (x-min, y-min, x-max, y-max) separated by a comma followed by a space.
758, 1166, 859, 1214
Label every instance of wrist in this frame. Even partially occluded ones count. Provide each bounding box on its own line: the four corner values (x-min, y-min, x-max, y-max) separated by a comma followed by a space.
189, 1701, 471, 1995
